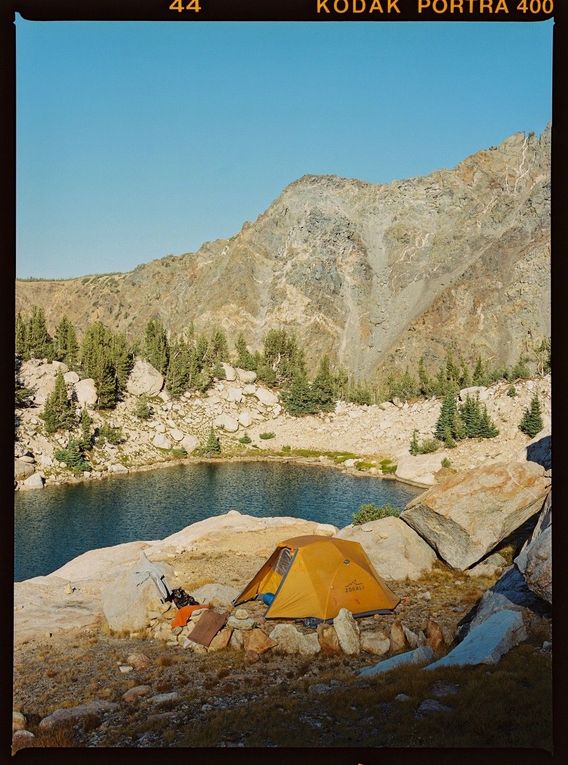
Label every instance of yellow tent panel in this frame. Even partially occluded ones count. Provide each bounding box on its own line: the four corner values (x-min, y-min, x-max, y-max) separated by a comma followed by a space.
234, 535, 399, 620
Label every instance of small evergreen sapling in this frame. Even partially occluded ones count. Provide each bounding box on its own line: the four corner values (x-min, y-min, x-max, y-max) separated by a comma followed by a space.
519, 394, 544, 438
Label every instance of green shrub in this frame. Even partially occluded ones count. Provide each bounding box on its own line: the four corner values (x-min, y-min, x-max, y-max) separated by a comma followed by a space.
197, 427, 221, 456
281, 445, 291, 453
410, 430, 440, 455
352, 503, 399, 525
239, 434, 252, 444
355, 461, 375, 471
54, 439, 90, 473
96, 422, 124, 445
379, 458, 397, 475
171, 447, 188, 458
507, 385, 518, 398
441, 457, 452, 468
259, 432, 275, 440
134, 396, 153, 420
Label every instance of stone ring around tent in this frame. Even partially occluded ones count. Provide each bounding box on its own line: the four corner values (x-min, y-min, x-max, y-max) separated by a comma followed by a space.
233, 535, 400, 620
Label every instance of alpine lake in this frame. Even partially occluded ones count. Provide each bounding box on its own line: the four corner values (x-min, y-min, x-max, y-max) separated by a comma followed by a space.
14, 461, 422, 581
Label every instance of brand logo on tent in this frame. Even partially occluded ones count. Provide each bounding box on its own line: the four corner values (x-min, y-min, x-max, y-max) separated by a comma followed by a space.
345, 579, 364, 593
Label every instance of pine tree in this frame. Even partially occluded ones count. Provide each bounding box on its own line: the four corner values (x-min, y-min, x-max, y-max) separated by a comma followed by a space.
41, 371, 76, 433
54, 438, 90, 472
27, 306, 54, 360
445, 352, 461, 387
110, 333, 134, 389
460, 394, 482, 438
418, 357, 431, 397
144, 318, 169, 375
96, 361, 119, 409
311, 355, 336, 411
207, 328, 229, 365
435, 391, 464, 443
79, 407, 93, 450
54, 316, 79, 367
519, 394, 544, 438
410, 430, 420, 456
472, 356, 487, 386
511, 355, 531, 380
16, 312, 29, 359
134, 396, 153, 420
166, 339, 190, 397
235, 333, 256, 370
282, 371, 318, 416
203, 427, 221, 455
478, 404, 499, 438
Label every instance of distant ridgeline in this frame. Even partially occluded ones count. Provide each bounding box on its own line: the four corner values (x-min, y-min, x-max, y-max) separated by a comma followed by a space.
16, 128, 550, 380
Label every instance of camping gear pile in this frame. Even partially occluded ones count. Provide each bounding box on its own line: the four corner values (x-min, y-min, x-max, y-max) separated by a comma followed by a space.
146, 536, 401, 652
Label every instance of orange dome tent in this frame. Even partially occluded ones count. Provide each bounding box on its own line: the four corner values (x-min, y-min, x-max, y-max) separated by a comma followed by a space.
233, 535, 399, 620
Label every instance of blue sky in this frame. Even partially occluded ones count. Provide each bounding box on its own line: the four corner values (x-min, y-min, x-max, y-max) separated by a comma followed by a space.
16, 19, 553, 279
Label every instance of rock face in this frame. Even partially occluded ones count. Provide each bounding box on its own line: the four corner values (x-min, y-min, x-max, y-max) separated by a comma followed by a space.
101, 552, 176, 632
395, 453, 446, 487
523, 429, 551, 470
401, 462, 551, 570
336, 517, 437, 581
426, 610, 527, 670
15, 129, 550, 378
458, 565, 550, 641
516, 526, 551, 604
126, 360, 164, 397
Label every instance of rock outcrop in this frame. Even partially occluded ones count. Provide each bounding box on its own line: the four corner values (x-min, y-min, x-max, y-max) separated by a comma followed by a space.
401, 462, 551, 570
336, 517, 437, 581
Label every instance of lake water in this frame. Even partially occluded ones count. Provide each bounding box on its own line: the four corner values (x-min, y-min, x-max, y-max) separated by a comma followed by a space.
14, 461, 422, 581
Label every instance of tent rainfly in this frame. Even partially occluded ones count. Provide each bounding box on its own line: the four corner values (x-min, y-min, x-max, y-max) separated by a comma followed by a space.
233, 535, 400, 620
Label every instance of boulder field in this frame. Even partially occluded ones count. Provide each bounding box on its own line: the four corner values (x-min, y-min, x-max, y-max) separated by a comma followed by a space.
15, 357, 550, 490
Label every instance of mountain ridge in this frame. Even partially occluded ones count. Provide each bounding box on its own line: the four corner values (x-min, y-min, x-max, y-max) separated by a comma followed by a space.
16, 127, 550, 378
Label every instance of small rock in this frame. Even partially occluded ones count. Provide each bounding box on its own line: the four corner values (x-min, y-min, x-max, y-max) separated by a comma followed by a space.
118, 665, 133, 674
234, 608, 249, 620
209, 627, 233, 652
360, 630, 390, 656
127, 653, 152, 670
243, 628, 277, 655
431, 681, 460, 698
12, 711, 26, 732
227, 616, 255, 630
416, 699, 452, 717
148, 692, 179, 705
389, 619, 408, 653
122, 685, 152, 703
317, 624, 341, 654
333, 608, 360, 655
425, 619, 445, 652
395, 693, 411, 702
12, 730, 35, 749
359, 646, 434, 677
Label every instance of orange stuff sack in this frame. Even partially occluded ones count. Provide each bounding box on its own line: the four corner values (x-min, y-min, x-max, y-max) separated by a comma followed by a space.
170, 604, 209, 628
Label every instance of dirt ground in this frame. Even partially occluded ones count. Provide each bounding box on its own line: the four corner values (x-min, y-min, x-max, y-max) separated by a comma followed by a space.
13, 541, 553, 750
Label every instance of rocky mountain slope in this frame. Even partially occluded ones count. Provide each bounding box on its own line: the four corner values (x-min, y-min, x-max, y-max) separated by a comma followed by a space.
16, 128, 550, 378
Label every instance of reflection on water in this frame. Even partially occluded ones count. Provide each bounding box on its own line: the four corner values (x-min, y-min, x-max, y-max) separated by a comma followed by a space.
14, 461, 421, 581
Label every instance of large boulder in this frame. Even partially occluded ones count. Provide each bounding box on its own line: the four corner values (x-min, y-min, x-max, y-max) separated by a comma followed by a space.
516, 527, 551, 604
400, 462, 551, 570
255, 387, 279, 406
181, 434, 199, 454
395, 453, 446, 487
74, 378, 98, 407
126, 360, 164, 397
39, 700, 118, 731
236, 368, 257, 384
21, 473, 44, 490
191, 583, 239, 608
19, 360, 69, 406
152, 433, 172, 450
238, 410, 253, 428
101, 552, 175, 632
426, 610, 527, 670
214, 414, 239, 433
15, 459, 35, 481
522, 429, 551, 470
336, 517, 437, 580
458, 565, 550, 641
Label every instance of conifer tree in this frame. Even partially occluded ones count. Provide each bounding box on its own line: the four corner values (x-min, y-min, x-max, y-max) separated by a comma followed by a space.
418, 357, 432, 397
134, 396, 153, 420
144, 318, 169, 375
410, 430, 420, 456
235, 333, 256, 370
282, 371, 317, 416
511, 355, 531, 380
472, 356, 487, 386
166, 339, 190, 397
96, 361, 119, 409
54, 316, 79, 367
203, 427, 221, 455
79, 407, 93, 450
207, 328, 229, 365
110, 333, 134, 389
54, 438, 90, 472
435, 391, 464, 443
519, 394, 544, 438
311, 355, 336, 410
478, 404, 499, 438
27, 306, 54, 360
41, 370, 76, 433
16, 312, 29, 359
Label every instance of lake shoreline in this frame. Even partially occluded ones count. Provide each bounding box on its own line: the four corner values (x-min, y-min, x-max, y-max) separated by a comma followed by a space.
16, 451, 430, 492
